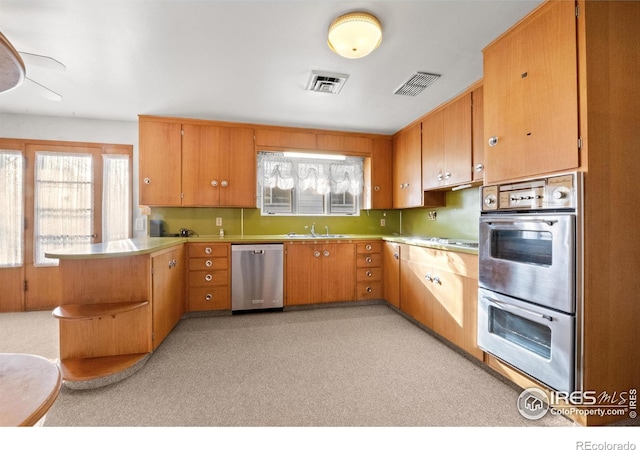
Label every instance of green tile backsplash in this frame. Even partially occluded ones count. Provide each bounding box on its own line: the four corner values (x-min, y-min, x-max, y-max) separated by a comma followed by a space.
149, 186, 480, 240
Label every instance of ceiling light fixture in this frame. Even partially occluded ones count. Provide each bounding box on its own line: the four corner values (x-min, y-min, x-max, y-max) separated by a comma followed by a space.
327, 12, 382, 59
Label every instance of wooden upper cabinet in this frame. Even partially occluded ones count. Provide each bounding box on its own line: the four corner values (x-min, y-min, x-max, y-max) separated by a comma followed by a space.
392, 122, 423, 208
316, 133, 372, 155
255, 129, 316, 150
139, 119, 182, 206
483, 0, 579, 183
368, 137, 393, 210
181, 124, 255, 207
421, 92, 472, 190
139, 117, 256, 207
471, 85, 484, 181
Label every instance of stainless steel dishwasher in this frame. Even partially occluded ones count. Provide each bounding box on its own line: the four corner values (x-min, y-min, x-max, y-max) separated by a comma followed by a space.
231, 244, 284, 312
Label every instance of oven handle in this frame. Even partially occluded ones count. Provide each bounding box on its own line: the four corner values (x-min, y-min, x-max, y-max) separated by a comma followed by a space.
484, 218, 558, 226
483, 296, 554, 322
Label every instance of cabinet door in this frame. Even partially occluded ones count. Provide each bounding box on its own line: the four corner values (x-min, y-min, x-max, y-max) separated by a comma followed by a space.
152, 246, 185, 350
139, 120, 182, 206
483, 0, 578, 183
285, 244, 323, 306
321, 243, 356, 302
472, 85, 485, 181
393, 123, 422, 208
219, 127, 256, 207
383, 242, 400, 309
421, 109, 444, 190
399, 245, 433, 328
443, 93, 472, 186
368, 138, 393, 210
181, 123, 223, 206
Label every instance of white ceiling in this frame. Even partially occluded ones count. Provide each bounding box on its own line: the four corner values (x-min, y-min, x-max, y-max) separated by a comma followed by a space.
0, 0, 543, 135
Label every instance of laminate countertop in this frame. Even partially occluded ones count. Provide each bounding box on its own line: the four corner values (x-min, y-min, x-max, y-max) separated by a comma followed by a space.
45, 235, 478, 260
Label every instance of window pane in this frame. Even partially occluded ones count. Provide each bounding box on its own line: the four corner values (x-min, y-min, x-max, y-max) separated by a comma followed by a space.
297, 188, 325, 215
34, 152, 93, 266
0, 150, 24, 267
103, 155, 131, 242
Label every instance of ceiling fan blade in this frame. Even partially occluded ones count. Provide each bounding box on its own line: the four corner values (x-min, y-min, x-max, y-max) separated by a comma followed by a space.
25, 77, 62, 101
19, 51, 66, 71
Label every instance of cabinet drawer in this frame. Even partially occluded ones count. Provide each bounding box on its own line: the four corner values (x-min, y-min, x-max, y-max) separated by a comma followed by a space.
356, 282, 383, 300
356, 242, 382, 254
188, 286, 229, 311
188, 270, 229, 287
188, 243, 228, 258
188, 257, 228, 271
356, 253, 382, 268
356, 267, 382, 282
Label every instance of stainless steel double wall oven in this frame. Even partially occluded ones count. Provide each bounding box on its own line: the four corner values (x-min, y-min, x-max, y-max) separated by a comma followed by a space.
478, 172, 583, 393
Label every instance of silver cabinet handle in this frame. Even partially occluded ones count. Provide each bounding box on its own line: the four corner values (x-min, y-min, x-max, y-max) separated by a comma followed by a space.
394, 253, 399, 260
221, 180, 229, 187
205, 274, 212, 282
444, 172, 451, 179
374, 185, 380, 192
205, 260, 212, 267
143, 177, 151, 184
475, 163, 484, 172
168, 259, 177, 269
488, 136, 498, 147
437, 174, 443, 181
366, 271, 372, 277
365, 257, 372, 263
314, 251, 321, 258
323, 250, 330, 257
211, 180, 218, 187
425, 274, 432, 282
432, 276, 441, 285
205, 294, 213, 301
365, 244, 372, 251
205, 247, 212, 254
366, 287, 372, 293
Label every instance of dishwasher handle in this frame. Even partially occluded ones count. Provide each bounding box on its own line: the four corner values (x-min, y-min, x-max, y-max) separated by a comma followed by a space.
252, 250, 265, 255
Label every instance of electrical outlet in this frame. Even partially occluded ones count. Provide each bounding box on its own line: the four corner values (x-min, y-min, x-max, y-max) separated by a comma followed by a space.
380, 218, 386, 227
134, 217, 145, 231
215, 217, 222, 226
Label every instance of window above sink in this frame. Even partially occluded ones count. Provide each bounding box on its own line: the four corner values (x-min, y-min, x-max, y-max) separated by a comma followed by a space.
257, 151, 364, 216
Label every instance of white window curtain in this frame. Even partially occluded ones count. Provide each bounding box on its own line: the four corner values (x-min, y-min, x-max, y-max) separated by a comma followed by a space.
34, 152, 93, 267
258, 152, 363, 195
102, 154, 131, 242
0, 150, 24, 267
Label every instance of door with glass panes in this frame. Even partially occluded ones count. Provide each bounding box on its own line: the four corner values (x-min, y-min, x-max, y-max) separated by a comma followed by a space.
0, 140, 132, 312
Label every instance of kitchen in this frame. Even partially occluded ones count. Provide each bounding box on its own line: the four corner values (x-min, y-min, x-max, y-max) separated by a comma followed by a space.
0, 0, 638, 443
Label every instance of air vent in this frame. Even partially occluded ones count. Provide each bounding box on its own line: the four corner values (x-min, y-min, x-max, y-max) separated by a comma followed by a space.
394, 72, 441, 97
307, 70, 349, 94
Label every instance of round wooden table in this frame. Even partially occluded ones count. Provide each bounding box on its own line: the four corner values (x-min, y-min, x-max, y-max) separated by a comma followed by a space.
0, 353, 62, 426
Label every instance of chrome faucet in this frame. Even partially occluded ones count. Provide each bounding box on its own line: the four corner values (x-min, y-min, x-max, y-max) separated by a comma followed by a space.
305, 223, 317, 236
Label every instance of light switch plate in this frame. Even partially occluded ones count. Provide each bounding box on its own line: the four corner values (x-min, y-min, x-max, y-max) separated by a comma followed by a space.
215, 217, 222, 226
134, 217, 145, 231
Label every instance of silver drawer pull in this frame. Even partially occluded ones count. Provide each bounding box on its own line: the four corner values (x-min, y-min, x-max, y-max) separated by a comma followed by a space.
205, 274, 213, 282
205, 260, 213, 267
205, 247, 212, 254
365, 257, 372, 263
366, 271, 372, 277
205, 294, 213, 301
366, 287, 372, 293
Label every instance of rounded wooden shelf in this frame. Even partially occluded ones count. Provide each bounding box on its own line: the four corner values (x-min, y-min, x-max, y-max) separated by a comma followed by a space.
52, 301, 149, 320
0, 353, 62, 426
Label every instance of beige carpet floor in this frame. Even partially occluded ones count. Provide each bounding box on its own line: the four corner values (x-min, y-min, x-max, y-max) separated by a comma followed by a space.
1, 304, 574, 427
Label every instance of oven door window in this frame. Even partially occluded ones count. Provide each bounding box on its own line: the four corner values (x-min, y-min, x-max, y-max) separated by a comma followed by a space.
489, 306, 552, 359
490, 229, 552, 266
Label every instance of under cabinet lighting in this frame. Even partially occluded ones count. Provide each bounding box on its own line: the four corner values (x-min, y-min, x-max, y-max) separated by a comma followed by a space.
282, 152, 346, 161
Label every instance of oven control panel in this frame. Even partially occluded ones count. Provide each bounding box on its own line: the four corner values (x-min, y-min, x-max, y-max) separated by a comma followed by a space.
481, 173, 578, 211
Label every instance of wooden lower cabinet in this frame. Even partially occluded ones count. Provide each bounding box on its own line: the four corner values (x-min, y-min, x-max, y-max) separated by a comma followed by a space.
151, 246, 185, 349
355, 241, 383, 301
285, 241, 356, 306
186, 243, 230, 311
399, 244, 482, 360
383, 242, 400, 309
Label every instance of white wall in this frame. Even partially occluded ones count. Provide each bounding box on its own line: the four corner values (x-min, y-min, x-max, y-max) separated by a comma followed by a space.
0, 113, 145, 238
